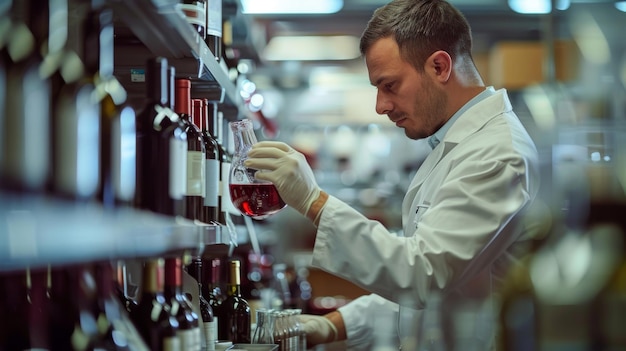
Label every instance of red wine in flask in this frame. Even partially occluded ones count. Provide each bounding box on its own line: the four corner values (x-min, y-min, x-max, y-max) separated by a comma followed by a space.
229, 183, 286, 219
228, 119, 287, 219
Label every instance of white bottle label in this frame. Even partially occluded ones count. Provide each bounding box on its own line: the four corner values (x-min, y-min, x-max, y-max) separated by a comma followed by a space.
203, 319, 217, 351
206, 0, 222, 37
170, 137, 187, 200
177, 328, 197, 351
163, 335, 181, 351
205, 159, 220, 207
112, 106, 136, 202
186, 150, 206, 196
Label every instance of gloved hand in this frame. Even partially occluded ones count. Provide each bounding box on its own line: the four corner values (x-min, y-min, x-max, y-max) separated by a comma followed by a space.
244, 141, 321, 216
299, 314, 338, 346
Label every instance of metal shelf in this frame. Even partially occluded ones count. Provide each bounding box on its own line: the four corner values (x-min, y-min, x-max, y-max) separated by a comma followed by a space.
0, 193, 229, 272
108, 0, 239, 106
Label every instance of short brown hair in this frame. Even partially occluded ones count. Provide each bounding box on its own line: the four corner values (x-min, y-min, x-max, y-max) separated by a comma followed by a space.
360, 0, 474, 72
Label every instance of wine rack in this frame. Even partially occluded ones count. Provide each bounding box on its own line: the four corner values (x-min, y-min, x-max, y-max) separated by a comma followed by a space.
0, 0, 242, 273
0, 192, 228, 272
109, 0, 239, 106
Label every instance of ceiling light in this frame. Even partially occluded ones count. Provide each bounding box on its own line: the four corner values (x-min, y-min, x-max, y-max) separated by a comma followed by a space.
508, 0, 550, 13
263, 35, 360, 61
508, 0, 570, 13
241, 0, 343, 14
616, 1, 626, 12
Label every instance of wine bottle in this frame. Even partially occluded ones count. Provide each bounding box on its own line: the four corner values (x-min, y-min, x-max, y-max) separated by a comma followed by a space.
194, 98, 220, 224
213, 108, 231, 225
88, 262, 148, 351
179, 0, 207, 39
164, 257, 201, 351
82, 5, 136, 208
59, 265, 102, 351
205, 102, 226, 225
206, 258, 224, 314
46, 266, 80, 350
186, 257, 217, 350
115, 260, 138, 313
174, 79, 206, 221
51, 0, 101, 201
221, 260, 251, 343
1, 0, 52, 193
206, 0, 222, 61
2, 268, 50, 349
130, 258, 182, 351
135, 57, 187, 217
201, 257, 224, 345
0, 8, 8, 181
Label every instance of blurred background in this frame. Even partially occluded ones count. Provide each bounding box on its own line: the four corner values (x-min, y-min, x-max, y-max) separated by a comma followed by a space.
1, 0, 626, 349
226, 0, 626, 318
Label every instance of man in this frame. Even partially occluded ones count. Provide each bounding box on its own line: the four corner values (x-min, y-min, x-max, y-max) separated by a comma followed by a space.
245, 0, 540, 349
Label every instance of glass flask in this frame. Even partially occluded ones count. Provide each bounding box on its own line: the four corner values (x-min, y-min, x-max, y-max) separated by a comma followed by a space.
252, 308, 275, 344
228, 119, 286, 219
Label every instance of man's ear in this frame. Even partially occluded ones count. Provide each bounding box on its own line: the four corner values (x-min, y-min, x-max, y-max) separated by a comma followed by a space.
427, 50, 452, 82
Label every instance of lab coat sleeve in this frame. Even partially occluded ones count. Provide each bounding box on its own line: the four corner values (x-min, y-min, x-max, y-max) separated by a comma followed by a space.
312, 151, 532, 308
337, 294, 400, 349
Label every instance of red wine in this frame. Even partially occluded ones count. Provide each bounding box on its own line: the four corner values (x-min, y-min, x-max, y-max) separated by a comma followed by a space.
229, 183, 286, 218
175, 78, 206, 221
193, 99, 219, 224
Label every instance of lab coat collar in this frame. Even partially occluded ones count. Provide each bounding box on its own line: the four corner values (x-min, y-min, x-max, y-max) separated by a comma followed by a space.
406, 88, 512, 193
443, 87, 512, 145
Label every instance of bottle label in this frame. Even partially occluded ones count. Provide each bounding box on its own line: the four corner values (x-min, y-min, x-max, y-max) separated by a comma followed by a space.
203, 319, 217, 351
170, 137, 187, 200
56, 86, 101, 198
205, 159, 219, 207
163, 335, 181, 351
179, 3, 207, 28
193, 327, 202, 351
130, 68, 145, 82
206, 0, 222, 37
112, 106, 137, 202
177, 328, 197, 351
187, 150, 206, 196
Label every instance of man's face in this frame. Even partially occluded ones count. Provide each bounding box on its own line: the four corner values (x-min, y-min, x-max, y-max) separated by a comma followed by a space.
365, 37, 447, 140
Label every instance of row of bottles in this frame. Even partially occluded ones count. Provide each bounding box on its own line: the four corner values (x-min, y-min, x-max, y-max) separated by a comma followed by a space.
178, 0, 223, 63
1, 0, 261, 350
186, 257, 252, 346
0, 0, 242, 230
0, 255, 257, 350
0, 261, 148, 350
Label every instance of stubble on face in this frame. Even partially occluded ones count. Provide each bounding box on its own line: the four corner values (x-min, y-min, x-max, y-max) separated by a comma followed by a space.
403, 75, 448, 140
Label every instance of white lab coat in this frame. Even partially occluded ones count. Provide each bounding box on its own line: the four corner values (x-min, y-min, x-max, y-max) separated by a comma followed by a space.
311, 88, 540, 350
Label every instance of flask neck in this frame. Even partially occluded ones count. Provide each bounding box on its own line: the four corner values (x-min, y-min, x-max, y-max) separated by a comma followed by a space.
230, 119, 257, 155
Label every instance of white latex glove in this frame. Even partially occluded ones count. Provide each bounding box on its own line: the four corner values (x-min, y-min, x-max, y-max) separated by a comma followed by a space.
244, 141, 321, 216
299, 314, 338, 346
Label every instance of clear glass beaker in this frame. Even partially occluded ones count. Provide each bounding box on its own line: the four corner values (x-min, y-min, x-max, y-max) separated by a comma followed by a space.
228, 119, 286, 219
252, 308, 275, 344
